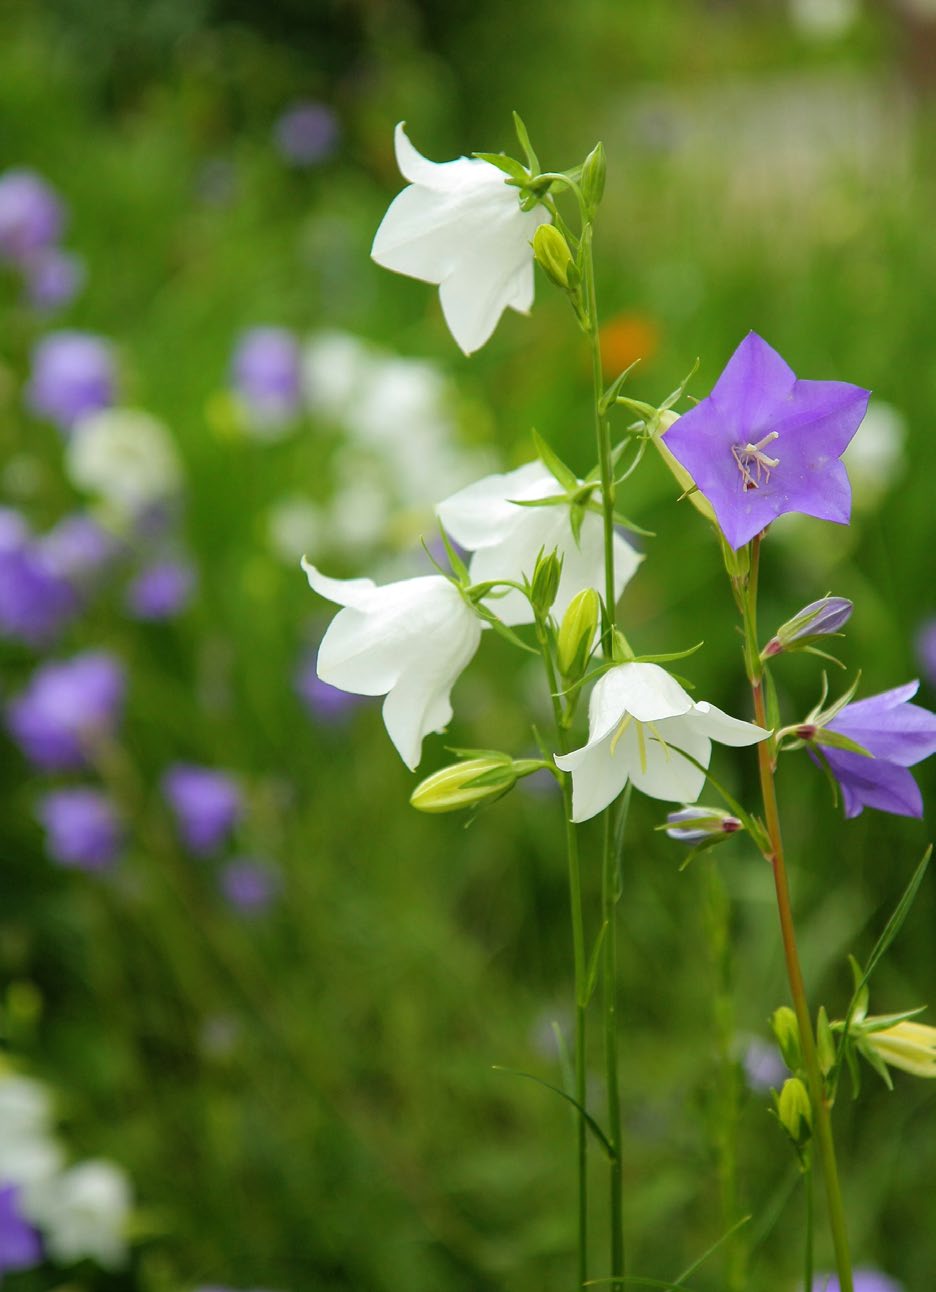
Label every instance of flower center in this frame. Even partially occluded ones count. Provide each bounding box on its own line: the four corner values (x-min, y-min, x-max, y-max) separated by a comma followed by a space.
731, 431, 780, 491
609, 713, 671, 774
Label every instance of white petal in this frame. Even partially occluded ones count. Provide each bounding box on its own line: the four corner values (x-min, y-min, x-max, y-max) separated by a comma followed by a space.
392, 122, 499, 194
371, 185, 470, 285
315, 606, 402, 696
585, 664, 694, 750
622, 716, 710, 803
683, 701, 769, 747
438, 222, 538, 355
555, 733, 631, 823
301, 558, 377, 610
551, 515, 643, 622
437, 461, 555, 550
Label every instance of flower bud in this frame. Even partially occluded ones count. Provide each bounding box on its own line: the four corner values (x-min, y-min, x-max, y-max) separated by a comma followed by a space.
653, 411, 718, 524
580, 141, 606, 212
664, 805, 742, 845
775, 1076, 812, 1148
771, 1005, 802, 1072
816, 1005, 836, 1077
410, 757, 543, 814
557, 587, 600, 680
763, 596, 853, 658
860, 1018, 936, 1080
532, 224, 575, 290
529, 548, 563, 617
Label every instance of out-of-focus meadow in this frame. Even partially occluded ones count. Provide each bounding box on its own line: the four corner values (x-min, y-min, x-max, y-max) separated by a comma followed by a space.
2, 0, 936, 1287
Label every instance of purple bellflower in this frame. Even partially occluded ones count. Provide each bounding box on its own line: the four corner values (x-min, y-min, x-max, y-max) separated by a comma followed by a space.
812, 1270, 902, 1292
126, 560, 195, 620
0, 518, 77, 645
162, 764, 243, 856
41, 513, 122, 587
663, 332, 870, 549
273, 101, 339, 166
37, 787, 123, 871
0, 1182, 42, 1275
818, 681, 936, 819
23, 247, 85, 312
230, 328, 302, 430
25, 331, 116, 432
0, 168, 64, 262
6, 651, 126, 771
220, 858, 280, 914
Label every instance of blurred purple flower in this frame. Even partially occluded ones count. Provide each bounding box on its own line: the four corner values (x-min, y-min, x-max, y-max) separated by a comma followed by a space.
295, 648, 362, 724
6, 651, 126, 771
126, 559, 195, 621
162, 764, 243, 855
23, 247, 85, 312
0, 168, 64, 263
231, 327, 302, 430
220, 858, 280, 915
37, 787, 123, 871
0, 1182, 42, 1275
25, 331, 116, 431
0, 520, 77, 645
273, 101, 339, 166
41, 513, 122, 586
915, 617, 936, 689
812, 1269, 902, 1292
819, 681, 936, 819
664, 332, 870, 549
740, 1034, 787, 1093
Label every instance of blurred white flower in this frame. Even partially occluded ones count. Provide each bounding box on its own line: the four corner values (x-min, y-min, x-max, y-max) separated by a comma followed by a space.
301, 560, 482, 769
555, 663, 768, 821
0, 1074, 63, 1198
67, 408, 182, 518
302, 329, 376, 422
437, 461, 641, 626
267, 495, 326, 565
842, 399, 906, 509
371, 123, 550, 355
789, 0, 858, 39
36, 1159, 132, 1268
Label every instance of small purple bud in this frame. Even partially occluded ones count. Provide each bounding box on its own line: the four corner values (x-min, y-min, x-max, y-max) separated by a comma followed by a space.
273, 101, 340, 166
37, 787, 123, 871
0, 169, 65, 263
230, 328, 302, 431
220, 857, 280, 915
665, 805, 743, 844
25, 331, 116, 432
162, 763, 243, 856
6, 651, 125, 771
22, 247, 86, 311
125, 559, 196, 621
766, 596, 853, 657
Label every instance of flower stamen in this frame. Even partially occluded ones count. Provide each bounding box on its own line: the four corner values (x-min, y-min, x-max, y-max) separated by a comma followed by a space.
609, 711, 633, 755
731, 430, 781, 491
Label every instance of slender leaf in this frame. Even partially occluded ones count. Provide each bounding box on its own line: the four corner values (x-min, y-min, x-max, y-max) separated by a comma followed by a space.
582, 921, 607, 1007
532, 427, 579, 492
491, 1066, 616, 1159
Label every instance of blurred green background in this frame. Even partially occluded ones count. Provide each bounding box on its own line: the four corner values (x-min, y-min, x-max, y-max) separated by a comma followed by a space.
2, 0, 936, 1288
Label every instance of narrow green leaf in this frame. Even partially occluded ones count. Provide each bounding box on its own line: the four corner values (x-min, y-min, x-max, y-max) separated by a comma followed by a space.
512, 110, 540, 173
582, 922, 607, 1007
599, 358, 642, 414
864, 845, 932, 984
675, 1213, 752, 1283
632, 642, 704, 666
491, 1066, 616, 1159
610, 510, 655, 537
532, 427, 579, 493
550, 1021, 574, 1098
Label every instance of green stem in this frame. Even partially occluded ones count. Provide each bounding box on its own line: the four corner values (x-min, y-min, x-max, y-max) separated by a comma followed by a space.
804, 1161, 814, 1292
537, 620, 589, 1289
741, 535, 854, 1292
602, 810, 624, 1291
582, 223, 616, 638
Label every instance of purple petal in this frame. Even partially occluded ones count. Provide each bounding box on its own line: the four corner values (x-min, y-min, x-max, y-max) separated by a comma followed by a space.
708, 332, 797, 440
830, 682, 936, 767
823, 748, 924, 819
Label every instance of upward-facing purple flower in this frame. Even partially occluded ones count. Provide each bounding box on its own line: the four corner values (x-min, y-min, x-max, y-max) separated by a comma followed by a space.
230, 328, 302, 430
6, 651, 126, 771
162, 764, 243, 855
37, 787, 123, 871
26, 331, 116, 432
664, 333, 870, 549
0, 168, 64, 263
0, 1182, 42, 1275
819, 681, 936, 819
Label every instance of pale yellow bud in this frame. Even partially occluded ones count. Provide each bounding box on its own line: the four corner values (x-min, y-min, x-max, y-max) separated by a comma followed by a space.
863, 1020, 936, 1079
652, 410, 717, 525
776, 1077, 812, 1147
557, 587, 600, 680
532, 224, 575, 290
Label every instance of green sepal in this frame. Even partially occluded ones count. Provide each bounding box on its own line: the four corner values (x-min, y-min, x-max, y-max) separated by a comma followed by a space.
472, 151, 529, 182
858, 1006, 927, 1034
430, 524, 469, 583
631, 641, 704, 666
598, 358, 642, 416
857, 1038, 894, 1090
570, 500, 586, 545
659, 357, 700, 412
810, 728, 873, 758
610, 510, 655, 537
511, 111, 540, 174
532, 427, 579, 493
445, 746, 512, 762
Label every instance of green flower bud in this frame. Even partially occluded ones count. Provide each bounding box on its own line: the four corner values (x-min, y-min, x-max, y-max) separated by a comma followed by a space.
581, 141, 606, 212
771, 1005, 802, 1072
652, 411, 718, 525
816, 1005, 836, 1078
410, 757, 544, 814
776, 1076, 812, 1148
557, 587, 600, 680
532, 224, 575, 289
530, 548, 563, 617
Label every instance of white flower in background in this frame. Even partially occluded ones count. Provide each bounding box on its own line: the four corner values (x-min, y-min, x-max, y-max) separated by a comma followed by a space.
0, 1074, 63, 1197
36, 1159, 132, 1267
267, 495, 326, 565
302, 330, 376, 423
371, 123, 551, 355
789, 0, 858, 39
437, 461, 642, 626
302, 560, 482, 769
66, 408, 182, 518
842, 399, 906, 510
555, 662, 768, 822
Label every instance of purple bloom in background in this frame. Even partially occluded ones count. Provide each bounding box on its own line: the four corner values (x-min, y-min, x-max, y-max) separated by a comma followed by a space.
231, 328, 302, 430
37, 787, 123, 871
0, 168, 64, 262
220, 858, 280, 915
41, 513, 122, 586
7, 651, 126, 771
820, 681, 936, 819
664, 332, 870, 549
0, 1182, 42, 1274
25, 331, 116, 431
740, 1034, 787, 1093
126, 559, 195, 620
163, 764, 243, 855
812, 1269, 902, 1292
273, 100, 339, 166
0, 518, 77, 645
915, 617, 936, 689
295, 648, 362, 724
23, 247, 85, 311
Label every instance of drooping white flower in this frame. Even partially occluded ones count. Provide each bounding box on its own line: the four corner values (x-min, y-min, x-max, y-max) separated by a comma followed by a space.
66, 408, 182, 519
0, 1074, 63, 1198
555, 662, 768, 821
437, 461, 642, 626
34, 1159, 132, 1268
302, 560, 482, 769
371, 123, 551, 355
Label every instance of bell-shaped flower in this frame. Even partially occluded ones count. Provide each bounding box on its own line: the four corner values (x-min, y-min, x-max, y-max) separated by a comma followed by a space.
555, 662, 768, 822
371, 123, 550, 356
436, 461, 641, 626
663, 332, 870, 549
302, 560, 482, 770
